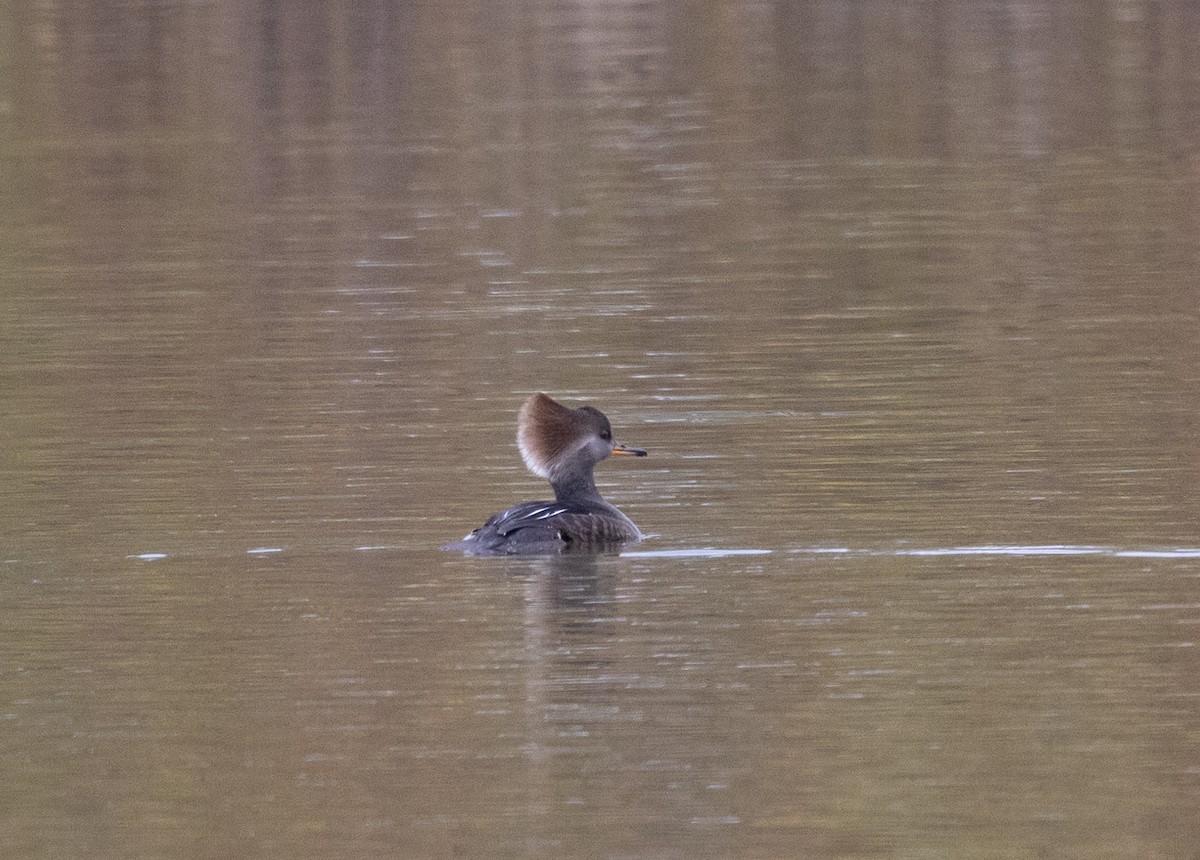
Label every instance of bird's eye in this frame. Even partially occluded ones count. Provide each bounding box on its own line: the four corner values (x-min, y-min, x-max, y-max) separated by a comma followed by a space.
600, 430, 612, 441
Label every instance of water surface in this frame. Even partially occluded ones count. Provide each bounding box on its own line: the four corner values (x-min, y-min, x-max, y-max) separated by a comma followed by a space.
4, 2, 1200, 857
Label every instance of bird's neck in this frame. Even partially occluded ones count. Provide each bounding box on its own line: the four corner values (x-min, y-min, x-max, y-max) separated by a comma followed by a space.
550, 466, 603, 505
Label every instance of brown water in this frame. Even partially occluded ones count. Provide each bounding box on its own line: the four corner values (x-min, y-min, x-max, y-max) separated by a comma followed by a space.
5, 2, 1200, 857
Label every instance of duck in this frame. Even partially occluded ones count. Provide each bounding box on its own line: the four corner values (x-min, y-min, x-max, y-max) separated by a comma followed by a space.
445, 393, 647, 555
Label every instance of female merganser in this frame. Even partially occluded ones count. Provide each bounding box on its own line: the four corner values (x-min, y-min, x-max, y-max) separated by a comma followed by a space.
446, 393, 647, 555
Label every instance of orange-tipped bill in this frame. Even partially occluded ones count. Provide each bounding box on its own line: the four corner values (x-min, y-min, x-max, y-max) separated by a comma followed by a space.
612, 442, 647, 457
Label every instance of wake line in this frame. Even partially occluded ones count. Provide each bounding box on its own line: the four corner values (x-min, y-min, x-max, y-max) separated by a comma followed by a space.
790, 545, 1200, 559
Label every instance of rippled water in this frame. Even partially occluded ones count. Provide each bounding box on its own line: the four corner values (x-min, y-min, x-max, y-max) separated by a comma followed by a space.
5, 2, 1200, 857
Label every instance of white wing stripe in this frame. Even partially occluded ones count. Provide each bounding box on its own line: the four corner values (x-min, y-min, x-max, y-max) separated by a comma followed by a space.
533, 507, 568, 520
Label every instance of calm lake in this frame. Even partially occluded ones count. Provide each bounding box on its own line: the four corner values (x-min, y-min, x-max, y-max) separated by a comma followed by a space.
4, 2, 1200, 857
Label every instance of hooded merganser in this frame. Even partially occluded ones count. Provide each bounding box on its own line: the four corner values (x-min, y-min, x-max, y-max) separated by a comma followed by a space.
445, 393, 647, 555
